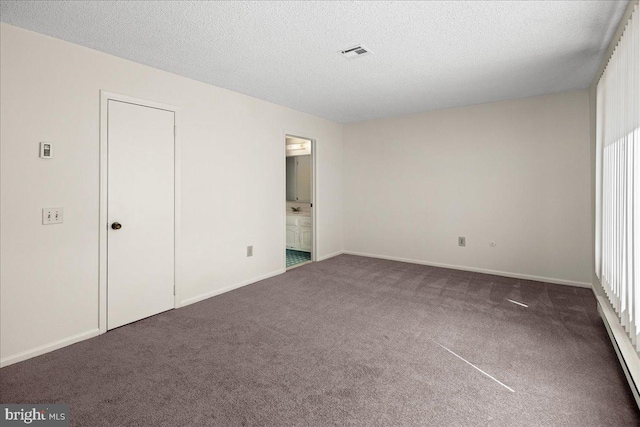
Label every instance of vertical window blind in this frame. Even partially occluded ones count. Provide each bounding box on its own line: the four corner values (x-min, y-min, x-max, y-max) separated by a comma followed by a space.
597, 4, 640, 351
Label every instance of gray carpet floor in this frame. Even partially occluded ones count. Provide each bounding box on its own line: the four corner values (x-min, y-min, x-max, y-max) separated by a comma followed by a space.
1, 254, 639, 426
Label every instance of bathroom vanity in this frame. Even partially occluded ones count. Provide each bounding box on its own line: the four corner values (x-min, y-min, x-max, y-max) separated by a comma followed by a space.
286, 212, 312, 252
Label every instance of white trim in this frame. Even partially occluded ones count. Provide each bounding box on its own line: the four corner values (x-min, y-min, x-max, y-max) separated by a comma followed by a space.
317, 250, 344, 261
311, 137, 317, 262
174, 113, 183, 309
177, 269, 285, 308
99, 91, 181, 334
597, 295, 640, 408
283, 130, 318, 269
342, 250, 591, 288
0, 329, 100, 368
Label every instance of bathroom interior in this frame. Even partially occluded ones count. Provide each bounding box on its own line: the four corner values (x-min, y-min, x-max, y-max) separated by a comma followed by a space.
285, 136, 313, 268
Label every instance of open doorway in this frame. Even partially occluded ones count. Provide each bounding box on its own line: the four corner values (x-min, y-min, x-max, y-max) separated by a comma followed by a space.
285, 135, 314, 269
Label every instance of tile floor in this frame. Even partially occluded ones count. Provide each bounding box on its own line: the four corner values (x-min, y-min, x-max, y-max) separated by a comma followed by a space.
286, 249, 311, 268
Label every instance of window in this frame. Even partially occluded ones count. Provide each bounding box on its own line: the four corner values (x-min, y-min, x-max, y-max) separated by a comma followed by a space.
596, 4, 640, 350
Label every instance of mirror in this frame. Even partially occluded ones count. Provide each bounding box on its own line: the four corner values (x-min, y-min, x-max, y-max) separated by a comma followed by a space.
286, 155, 311, 202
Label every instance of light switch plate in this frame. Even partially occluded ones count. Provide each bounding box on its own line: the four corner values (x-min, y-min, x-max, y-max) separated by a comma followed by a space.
42, 208, 63, 225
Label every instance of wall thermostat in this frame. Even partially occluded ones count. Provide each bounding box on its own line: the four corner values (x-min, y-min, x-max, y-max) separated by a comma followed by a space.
39, 142, 53, 159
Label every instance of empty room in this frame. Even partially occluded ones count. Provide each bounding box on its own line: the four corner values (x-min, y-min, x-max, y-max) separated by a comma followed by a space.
1, 0, 640, 425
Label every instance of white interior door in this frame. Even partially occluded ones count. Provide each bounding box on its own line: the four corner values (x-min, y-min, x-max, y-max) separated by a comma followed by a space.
107, 100, 175, 330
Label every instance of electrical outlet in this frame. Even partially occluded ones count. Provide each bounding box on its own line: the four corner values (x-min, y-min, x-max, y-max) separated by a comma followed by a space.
458, 237, 466, 247
42, 208, 63, 225
247, 246, 253, 257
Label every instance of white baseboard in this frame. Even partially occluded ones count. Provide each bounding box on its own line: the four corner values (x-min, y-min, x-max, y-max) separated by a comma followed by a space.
177, 269, 286, 308
597, 296, 640, 408
2, 269, 287, 368
0, 328, 100, 368
0, 254, 586, 369
317, 250, 344, 261
342, 250, 591, 288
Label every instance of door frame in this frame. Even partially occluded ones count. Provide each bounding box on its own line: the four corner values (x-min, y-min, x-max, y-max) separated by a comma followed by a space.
98, 91, 181, 334
283, 131, 317, 268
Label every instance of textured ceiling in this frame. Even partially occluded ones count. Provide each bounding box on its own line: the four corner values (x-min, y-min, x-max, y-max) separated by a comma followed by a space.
0, 1, 629, 123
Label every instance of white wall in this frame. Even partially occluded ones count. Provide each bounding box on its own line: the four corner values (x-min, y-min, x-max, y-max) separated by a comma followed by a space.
343, 91, 592, 286
0, 23, 343, 366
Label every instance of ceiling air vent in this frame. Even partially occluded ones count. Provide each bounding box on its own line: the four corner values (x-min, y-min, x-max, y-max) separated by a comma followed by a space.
340, 45, 372, 59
